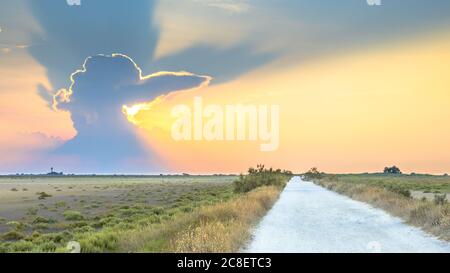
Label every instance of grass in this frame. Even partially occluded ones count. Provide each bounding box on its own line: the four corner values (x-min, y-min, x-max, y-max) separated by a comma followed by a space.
119, 186, 281, 253
233, 164, 292, 193
313, 174, 450, 241
1, 231, 25, 241
320, 173, 450, 193
63, 210, 85, 221
0, 173, 287, 253
171, 186, 280, 252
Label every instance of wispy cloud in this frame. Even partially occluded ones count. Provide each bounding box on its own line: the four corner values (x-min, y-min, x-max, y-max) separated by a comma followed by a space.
1, 47, 11, 54
0, 43, 33, 53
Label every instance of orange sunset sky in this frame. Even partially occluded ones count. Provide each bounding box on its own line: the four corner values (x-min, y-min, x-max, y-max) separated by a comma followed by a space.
1, 1, 450, 174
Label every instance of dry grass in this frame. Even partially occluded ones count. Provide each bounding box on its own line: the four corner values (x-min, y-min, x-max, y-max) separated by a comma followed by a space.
119, 186, 281, 253
316, 180, 450, 241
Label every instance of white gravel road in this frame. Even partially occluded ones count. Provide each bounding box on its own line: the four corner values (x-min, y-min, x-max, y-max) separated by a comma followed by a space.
245, 177, 450, 253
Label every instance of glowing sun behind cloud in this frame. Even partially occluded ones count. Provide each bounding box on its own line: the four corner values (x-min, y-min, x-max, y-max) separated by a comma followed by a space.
128, 32, 450, 174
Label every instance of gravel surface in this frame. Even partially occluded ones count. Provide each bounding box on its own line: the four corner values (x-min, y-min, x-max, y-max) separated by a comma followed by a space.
245, 177, 450, 253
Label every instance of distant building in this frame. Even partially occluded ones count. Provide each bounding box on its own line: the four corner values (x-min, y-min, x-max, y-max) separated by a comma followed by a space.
47, 167, 63, 176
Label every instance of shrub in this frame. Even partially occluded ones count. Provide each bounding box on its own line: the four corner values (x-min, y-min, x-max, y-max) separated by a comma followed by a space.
385, 186, 411, 198
63, 210, 85, 221
303, 167, 324, 181
32, 216, 56, 224
1, 231, 25, 241
434, 194, 448, 206
78, 232, 119, 253
6, 221, 26, 231
27, 207, 38, 216
35, 241, 57, 253
152, 207, 165, 215
233, 165, 292, 193
37, 192, 52, 200
10, 240, 34, 252
39, 231, 73, 244
0, 244, 8, 253
55, 201, 67, 208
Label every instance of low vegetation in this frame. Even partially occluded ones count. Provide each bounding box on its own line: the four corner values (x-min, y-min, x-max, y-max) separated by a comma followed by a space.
63, 211, 85, 221
0, 170, 288, 253
233, 164, 293, 193
308, 171, 450, 241
36, 192, 52, 200
121, 186, 281, 252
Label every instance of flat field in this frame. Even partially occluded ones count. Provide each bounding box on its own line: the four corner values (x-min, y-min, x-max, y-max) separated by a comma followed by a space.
325, 174, 450, 200
0, 175, 238, 252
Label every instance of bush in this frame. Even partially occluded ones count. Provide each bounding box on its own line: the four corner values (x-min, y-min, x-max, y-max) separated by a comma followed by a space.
6, 221, 26, 231
434, 194, 447, 206
385, 186, 411, 198
63, 210, 85, 221
37, 192, 52, 200
0, 244, 8, 253
303, 167, 324, 181
32, 216, 56, 224
1, 231, 25, 241
35, 241, 57, 253
78, 232, 119, 253
233, 165, 292, 193
10, 240, 34, 252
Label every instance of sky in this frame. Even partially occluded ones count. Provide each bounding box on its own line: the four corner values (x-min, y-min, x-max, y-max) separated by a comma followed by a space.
0, 0, 450, 174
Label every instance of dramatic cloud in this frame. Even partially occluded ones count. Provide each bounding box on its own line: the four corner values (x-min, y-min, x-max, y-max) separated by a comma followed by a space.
27, 0, 159, 89
2, 0, 450, 174
43, 54, 211, 173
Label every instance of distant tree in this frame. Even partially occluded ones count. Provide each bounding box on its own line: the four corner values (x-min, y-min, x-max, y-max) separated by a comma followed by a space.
383, 166, 402, 175
444, 173, 448, 177
303, 167, 324, 180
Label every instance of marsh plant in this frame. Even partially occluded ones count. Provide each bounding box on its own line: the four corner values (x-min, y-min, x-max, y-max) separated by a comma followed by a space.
0, 173, 287, 253
233, 164, 293, 193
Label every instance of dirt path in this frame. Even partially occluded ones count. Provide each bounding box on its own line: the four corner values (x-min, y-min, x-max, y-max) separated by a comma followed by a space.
245, 177, 450, 253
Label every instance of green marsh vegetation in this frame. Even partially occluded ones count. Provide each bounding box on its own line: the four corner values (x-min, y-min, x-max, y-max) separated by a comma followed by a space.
0, 171, 289, 253
233, 164, 293, 193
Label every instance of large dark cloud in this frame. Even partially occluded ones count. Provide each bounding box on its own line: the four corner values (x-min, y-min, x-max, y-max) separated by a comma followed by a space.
23, 0, 450, 173
24, 0, 272, 173
27, 0, 159, 89
45, 54, 210, 173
